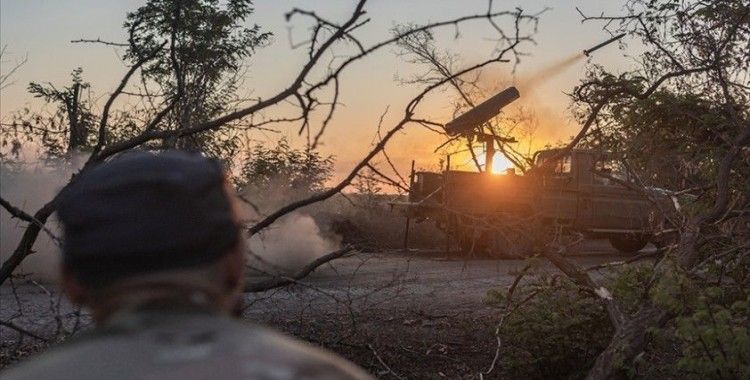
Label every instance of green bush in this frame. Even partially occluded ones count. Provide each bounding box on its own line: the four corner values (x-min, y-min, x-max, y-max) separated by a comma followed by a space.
674, 292, 750, 379
607, 264, 654, 316
488, 275, 614, 379
486, 263, 750, 379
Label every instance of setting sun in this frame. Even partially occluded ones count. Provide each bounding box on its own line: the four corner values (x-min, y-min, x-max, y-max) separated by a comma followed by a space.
491, 154, 514, 174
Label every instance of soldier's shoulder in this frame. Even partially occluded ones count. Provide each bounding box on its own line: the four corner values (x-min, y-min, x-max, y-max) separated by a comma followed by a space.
0, 336, 115, 380
2, 315, 373, 380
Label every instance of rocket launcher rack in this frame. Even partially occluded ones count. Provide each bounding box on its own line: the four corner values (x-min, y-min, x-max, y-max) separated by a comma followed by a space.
442, 86, 520, 173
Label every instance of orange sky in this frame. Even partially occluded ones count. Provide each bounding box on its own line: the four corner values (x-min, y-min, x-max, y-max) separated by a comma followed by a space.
0, 1, 636, 185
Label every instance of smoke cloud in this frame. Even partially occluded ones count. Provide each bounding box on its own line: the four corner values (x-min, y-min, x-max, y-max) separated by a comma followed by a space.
1, 155, 341, 282
0, 156, 87, 282
237, 183, 342, 276
246, 213, 340, 274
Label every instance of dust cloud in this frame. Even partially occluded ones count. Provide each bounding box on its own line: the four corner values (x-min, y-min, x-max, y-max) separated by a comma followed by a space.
246, 213, 340, 274
0, 156, 86, 282
1, 155, 341, 282
237, 183, 342, 276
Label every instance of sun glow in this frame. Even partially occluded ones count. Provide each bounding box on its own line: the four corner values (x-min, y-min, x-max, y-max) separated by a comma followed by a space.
491, 154, 514, 174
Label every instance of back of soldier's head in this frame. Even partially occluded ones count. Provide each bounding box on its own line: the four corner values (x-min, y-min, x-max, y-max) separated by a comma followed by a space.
57, 150, 242, 290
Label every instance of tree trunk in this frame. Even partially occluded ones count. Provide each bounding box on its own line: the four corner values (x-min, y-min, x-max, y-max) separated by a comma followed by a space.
67, 83, 87, 151
586, 230, 700, 379
586, 304, 671, 379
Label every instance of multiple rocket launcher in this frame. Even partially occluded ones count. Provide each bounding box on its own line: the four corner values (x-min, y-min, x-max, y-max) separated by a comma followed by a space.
443, 33, 626, 137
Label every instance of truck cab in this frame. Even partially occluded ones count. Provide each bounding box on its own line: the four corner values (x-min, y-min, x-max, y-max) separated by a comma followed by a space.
532, 149, 662, 251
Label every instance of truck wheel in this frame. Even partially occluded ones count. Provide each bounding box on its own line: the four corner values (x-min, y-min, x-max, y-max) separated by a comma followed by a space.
609, 236, 649, 253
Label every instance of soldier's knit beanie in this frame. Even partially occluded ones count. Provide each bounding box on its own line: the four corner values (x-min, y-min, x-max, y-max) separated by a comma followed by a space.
57, 150, 240, 288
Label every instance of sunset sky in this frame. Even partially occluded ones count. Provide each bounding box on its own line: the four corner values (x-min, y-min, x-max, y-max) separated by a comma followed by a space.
0, 0, 635, 181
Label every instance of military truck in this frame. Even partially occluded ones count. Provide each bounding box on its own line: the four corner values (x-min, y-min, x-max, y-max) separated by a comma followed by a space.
402, 148, 676, 257
395, 87, 675, 257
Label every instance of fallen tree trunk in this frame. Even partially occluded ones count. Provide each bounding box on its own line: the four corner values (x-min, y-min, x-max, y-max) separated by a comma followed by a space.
584, 228, 702, 379
543, 245, 626, 330
585, 304, 671, 379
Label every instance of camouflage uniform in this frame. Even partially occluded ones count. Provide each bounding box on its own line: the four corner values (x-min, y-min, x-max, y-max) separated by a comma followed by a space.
3, 304, 373, 380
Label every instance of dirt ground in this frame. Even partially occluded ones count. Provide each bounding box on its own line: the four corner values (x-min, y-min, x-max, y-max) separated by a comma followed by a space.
1, 240, 643, 378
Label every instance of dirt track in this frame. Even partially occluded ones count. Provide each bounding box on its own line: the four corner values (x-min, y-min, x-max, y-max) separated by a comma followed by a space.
241, 240, 644, 378
245, 240, 637, 317
2, 240, 646, 377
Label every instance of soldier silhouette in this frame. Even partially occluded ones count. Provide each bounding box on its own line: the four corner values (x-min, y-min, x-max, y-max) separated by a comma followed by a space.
4, 150, 372, 380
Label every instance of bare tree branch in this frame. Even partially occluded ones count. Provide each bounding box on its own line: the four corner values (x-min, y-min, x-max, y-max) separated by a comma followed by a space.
245, 246, 353, 292
0, 196, 60, 244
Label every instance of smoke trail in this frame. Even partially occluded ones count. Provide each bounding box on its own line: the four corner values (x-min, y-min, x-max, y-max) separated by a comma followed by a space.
468, 52, 587, 154
478, 52, 585, 95
516, 52, 585, 92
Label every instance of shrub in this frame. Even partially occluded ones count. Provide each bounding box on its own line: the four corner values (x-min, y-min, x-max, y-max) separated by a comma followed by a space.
488, 275, 614, 379
239, 138, 334, 193
486, 262, 750, 379
674, 292, 750, 379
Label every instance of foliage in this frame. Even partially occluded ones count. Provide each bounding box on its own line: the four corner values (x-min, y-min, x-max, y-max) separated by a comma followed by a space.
2, 69, 97, 157
606, 264, 653, 316
1, 0, 270, 161
569, 1, 749, 375
486, 260, 750, 379
124, 0, 270, 153
239, 138, 334, 193
576, 0, 749, 210
486, 275, 615, 379
674, 292, 750, 379
588, 89, 746, 192
125, 0, 269, 87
